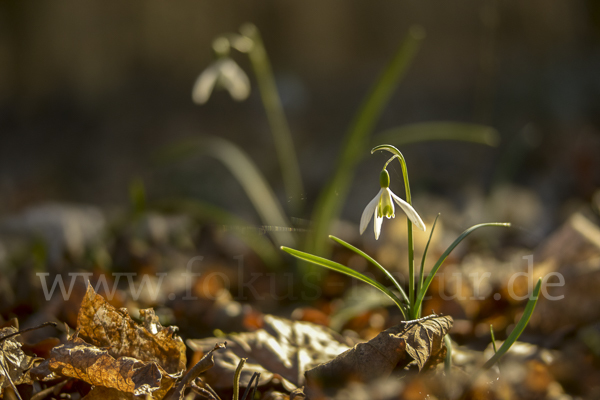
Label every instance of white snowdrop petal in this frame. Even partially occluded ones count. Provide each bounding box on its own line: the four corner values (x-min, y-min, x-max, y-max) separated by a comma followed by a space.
360, 190, 381, 235
390, 191, 426, 232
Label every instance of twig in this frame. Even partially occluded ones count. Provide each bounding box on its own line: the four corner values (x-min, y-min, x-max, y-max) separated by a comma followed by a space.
403, 312, 439, 326
190, 381, 218, 400
245, 372, 260, 400
241, 372, 260, 400
202, 382, 221, 400
0, 360, 22, 400
0, 322, 57, 343
31, 379, 70, 400
164, 342, 226, 400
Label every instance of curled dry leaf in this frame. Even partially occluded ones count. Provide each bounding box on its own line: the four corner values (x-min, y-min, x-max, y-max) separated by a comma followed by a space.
77, 283, 186, 374
187, 315, 351, 391
305, 315, 453, 392
39, 336, 172, 396
31, 284, 186, 398
0, 327, 37, 395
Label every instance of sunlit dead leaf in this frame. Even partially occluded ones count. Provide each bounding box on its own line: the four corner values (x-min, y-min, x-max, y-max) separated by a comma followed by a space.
31, 284, 186, 398
187, 315, 351, 391
37, 336, 173, 396
0, 327, 37, 395
305, 315, 453, 392
77, 283, 186, 374
81, 386, 136, 400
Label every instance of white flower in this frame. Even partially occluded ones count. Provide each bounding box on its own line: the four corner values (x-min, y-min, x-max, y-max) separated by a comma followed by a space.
192, 58, 250, 105
360, 170, 426, 239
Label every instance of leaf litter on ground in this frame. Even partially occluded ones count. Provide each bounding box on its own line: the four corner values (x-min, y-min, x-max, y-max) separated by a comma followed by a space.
187, 314, 353, 392
31, 283, 189, 399
304, 314, 452, 396
1, 327, 38, 396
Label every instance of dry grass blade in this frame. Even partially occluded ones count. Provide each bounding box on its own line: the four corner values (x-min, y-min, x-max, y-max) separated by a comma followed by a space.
241, 372, 260, 400
165, 342, 226, 400
0, 322, 57, 344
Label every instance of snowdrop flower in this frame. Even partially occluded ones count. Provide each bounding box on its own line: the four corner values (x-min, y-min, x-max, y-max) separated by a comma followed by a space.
192, 57, 250, 104
360, 169, 426, 239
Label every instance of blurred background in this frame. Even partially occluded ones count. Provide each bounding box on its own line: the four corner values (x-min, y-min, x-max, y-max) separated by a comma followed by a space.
1, 0, 599, 226
2, 2, 600, 398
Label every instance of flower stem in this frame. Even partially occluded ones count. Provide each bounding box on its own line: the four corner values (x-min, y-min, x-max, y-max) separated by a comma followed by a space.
372, 145, 416, 318
240, 23, 304, 215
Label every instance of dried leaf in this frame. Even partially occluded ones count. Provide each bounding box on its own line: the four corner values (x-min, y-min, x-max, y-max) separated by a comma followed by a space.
531, 213, 600, 332
164, 342, 226, 400
33, 335, 175, 396
305, 315, 453, 391
187, 315, 351, 391
77, 283, 186, 374
81, 386, 136, 400
0, 327, 37, 394
31, 284, 186, 399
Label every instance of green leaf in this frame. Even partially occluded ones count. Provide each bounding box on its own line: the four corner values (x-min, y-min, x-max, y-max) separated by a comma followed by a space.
152, 198, 282, 269
490, 325, 498, 354
307, 26, 425, 258
375, 122, 499, 147
444, 334, 452, 374
281, 246, 408, 318
414, 222, 511, 313
329, 235, 409, 305
482, 278, 542, 369
241, 24, 304, 214
416, 214, 440, 318
157, 137, 295, 248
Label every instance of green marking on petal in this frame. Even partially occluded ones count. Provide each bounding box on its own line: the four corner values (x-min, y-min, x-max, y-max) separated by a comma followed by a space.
383, 205, 394, 217
380, 169, 390, 188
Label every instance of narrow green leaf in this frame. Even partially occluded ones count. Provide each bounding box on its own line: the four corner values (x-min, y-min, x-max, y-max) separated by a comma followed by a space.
416, 214, 440, 318
307, 26, 425, 258
281, 246, 408, 318
375, 122, 500, 147
329, 235, 409, 305
482, 278, 542, 369
414, 222, 511, 312
152, 198, 282, 269
444, 334, 452, 374
158, 137, 295, 247
490, 325, 498, 354
241, 24, 304, 214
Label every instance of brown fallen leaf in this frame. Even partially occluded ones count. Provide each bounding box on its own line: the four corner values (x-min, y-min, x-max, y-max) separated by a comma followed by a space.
77, 283, 186, 374
0, 327, 37, 395
187, 315, 352, 391
37, 336, 175, 396
305, 315, 453, 393
529, 212, 600, 333
31, 284, 186, 399
81, 386, 136, 400
164, 342, 226, 400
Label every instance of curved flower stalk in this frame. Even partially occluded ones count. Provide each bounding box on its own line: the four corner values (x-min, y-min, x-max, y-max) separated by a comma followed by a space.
360, 169, 425, 240
192, 26, 304, 213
